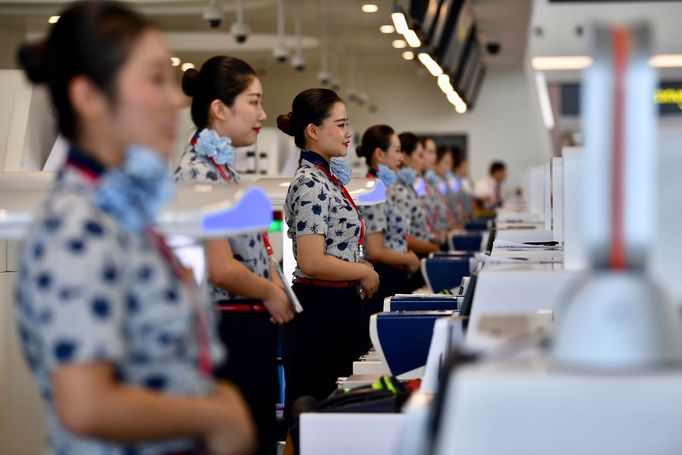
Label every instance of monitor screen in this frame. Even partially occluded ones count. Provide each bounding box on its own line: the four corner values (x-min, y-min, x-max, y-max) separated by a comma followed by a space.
431, 0, 464, 58
466, 62, 486, 108
418, 0, 445, 46
433, 0, 465, 60
458, 271, 478, 319
441, 0, 474, 76
409, 0, 430, 28
460, 39, 482, 100
453, 29, 480, 93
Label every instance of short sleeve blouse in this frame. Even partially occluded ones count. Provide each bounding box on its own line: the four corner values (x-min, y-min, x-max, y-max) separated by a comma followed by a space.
391, 180, 432, 242
359, 173, 409, 253
15, 149, 223, 455
284, 151, 364, 279
174, 143, 270, 302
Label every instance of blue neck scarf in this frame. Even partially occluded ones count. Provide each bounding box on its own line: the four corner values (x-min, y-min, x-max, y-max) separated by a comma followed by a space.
94, 145, 175, 233
424, 169, 440, 187
330, 157, 352, 185
377, 164, 397, 187
396, 167, 417, 185
194, 128, 236, 165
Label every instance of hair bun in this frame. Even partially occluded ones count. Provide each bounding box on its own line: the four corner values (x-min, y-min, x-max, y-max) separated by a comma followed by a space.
355, 144, 365, 159
17, 41, 49, 84
181, 67, 200, 97
276, 112, 295, 136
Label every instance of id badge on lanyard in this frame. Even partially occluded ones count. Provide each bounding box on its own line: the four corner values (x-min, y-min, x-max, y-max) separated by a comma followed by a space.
315, 164, 366, 259
147, 229, 214, 376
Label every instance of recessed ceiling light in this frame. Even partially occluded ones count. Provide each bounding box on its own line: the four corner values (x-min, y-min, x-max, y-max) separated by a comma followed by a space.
48, 15, 60, 24
417, 52, 442, 77
362, 4, 379, 13
404, 30, 421, 48
649, 54, 682, 68
438, 74, 453, 94
170, 57, 181, 67
402, 51, 414, 60
391, 11, 409, 35
392, 40, 407, 49
380, 25, 395, 34
531, 56, 593, 70
181, 63, 195, 72
532, 54, 682, 70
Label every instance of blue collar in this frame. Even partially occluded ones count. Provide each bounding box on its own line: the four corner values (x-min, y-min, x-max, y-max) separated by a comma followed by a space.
300, 150, 330, 171
65, 147, 107, 178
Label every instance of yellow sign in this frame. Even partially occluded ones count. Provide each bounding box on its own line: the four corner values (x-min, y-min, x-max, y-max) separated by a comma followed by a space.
654, 88, 682, 110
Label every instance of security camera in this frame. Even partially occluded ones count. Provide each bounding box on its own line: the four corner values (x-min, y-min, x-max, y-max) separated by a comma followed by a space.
230, 21, 250, 44
486, 42, 501, 56
273, 46, 288, 63
317, 69, 331, 85
291, 53, 306, 72
203, 5, 224, 29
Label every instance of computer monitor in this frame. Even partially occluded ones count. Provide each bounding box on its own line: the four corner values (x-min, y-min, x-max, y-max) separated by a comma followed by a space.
466, 63, 486, 109
432, 0, 464, 62
418, 0, 445, 46
409, 0, 430, 28
432, 0, 465, 60
454, 32, 481, 96
461, 42, 483, 102
458, 271, 478, 320
441, 0, 474, 76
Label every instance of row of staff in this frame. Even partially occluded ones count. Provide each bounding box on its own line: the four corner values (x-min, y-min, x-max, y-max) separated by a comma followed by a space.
12, 2, 477, 455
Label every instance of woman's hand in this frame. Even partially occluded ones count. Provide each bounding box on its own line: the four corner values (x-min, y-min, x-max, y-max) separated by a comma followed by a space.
359, 266, 380, 299
204, 382, 257, 455
263, 282, 295, 324
406, 251, 421, 274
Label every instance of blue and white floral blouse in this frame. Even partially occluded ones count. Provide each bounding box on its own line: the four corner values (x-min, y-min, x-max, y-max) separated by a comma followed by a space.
284, 151, 363, 279
174, 142, 270, 302
360, 170, 409, 254
422, 179, 450, 233
392, 179, 432, 242
15, 149, 224, 455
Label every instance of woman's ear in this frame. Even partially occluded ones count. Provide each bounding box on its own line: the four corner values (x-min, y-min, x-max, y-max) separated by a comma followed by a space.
372, 147, 385, 165
305, 123, 319, 142
69, 75, 108, 122
209, 99, 229, 123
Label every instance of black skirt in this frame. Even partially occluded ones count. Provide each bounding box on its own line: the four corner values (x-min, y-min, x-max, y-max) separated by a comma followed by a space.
282, 283, 363, 421
213, 300, 279, 455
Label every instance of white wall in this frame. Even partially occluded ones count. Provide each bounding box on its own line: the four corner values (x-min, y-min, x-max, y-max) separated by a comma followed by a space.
259, 62, 553, 186
0, 26, 22, 70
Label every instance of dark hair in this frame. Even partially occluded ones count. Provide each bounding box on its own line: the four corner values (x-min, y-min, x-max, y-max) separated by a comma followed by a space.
182, 55, 257, 130
16, 1, 157, 140
357, 124, 395, 164
490, 161, 506, 174
398, 132, 420, 156
277, 88, 343, 149
451, 146, 466, 168
436, 146, 453, 163
418, 136, 435, 148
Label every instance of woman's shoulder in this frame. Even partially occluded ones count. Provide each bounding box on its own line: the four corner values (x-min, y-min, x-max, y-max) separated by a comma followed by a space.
291, 164, 331, 189
28, 188, 130, 264
174, 148, 216, 183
